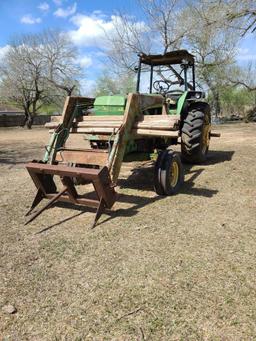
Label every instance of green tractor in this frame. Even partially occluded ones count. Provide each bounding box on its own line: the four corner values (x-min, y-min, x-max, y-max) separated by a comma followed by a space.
93, 50, 211, 162
25, 50, 214, 227
88, 50, 211, 193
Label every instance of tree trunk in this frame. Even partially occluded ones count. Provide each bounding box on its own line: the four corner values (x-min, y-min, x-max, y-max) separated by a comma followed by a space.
211, 88, 221, 117
27, 115, 34, 129
246, 105, 256, 122
23, 108, 34, 129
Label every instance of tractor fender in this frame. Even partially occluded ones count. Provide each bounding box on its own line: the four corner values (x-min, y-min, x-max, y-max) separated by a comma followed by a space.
187, 101, 211, 118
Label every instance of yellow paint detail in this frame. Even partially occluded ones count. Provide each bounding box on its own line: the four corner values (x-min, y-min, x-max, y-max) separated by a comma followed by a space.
170, 160, 179, 187
202, 122, 211, 155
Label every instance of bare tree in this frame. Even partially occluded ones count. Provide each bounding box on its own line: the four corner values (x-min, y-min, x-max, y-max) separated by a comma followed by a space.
0, 38, 48, 128
0, 30, 81, 128
138, 0, 186, 53
106, 0, 187, 73
93, 69, 136, 96
182, 0, 239, 116
225, 0, 256, 36
106, 14, 151, 73
38, 30, 81, 96
106, 0, 238, 116
227, 62, 256, 91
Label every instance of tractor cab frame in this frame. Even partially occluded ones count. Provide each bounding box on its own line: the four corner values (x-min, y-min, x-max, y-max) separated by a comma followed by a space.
136, 50, 196, 94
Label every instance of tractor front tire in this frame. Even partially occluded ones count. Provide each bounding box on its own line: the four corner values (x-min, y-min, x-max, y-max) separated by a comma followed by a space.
154, 150, 184, 195
154, 150, 168, 195
181, 109, 211, 163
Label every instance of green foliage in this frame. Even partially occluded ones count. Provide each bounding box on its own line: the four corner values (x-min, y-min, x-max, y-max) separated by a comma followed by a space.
38, 103, 60, 115
93, 70, 136, 97
208, 86, 256, 117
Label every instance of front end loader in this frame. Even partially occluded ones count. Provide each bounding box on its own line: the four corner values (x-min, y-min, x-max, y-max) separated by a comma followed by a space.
25, 50, 219, 227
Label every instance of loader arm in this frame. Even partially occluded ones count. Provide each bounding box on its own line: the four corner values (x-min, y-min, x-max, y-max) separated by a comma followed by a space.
43, 96, 94, 163
108, 93, 165, 183
43, 97, 78, 163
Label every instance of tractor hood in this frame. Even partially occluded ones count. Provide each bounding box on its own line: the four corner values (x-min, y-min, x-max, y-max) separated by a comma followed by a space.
94, 95, 126, 116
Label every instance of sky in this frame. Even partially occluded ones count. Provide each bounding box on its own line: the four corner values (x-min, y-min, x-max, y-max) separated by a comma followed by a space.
0, 0, 255, 94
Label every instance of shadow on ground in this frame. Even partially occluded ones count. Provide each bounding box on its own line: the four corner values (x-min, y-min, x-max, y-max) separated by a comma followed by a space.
119, 150, 235, 194
33, 150, 234, 232
0, 146, 42, 168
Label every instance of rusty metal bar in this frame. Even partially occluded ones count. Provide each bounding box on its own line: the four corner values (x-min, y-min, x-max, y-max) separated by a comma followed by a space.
26, 162, 102, 180
45, 193, 99, 208
210, 132, 221, 137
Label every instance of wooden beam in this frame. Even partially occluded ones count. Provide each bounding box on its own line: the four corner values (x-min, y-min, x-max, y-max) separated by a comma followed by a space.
132, 129, 179, 138
55, 149, 108, 166
47, 114, 180, 124
109, 93, 140, 183
46, 116, 180, 131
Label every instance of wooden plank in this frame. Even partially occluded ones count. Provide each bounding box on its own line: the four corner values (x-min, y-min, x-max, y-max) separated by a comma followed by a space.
46, 116, 180, 131
79, 115, 123, 121
48, 114, 179, 124
49, 115, 123, 124
134, 120, 179, 130
132, 129, 179, 138
49, 127, 180, 137
67, 127, 116, 134
60, 97, 95, 126
78, 122, 122, 128
50, 116, 62, 123
79, 118, 179, 128
55, 149, 108, 166
61, 96, 77, 126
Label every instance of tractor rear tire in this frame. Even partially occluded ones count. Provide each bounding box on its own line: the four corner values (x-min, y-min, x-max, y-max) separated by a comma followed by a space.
154, 150, 184, 195
181, 109, 211, 163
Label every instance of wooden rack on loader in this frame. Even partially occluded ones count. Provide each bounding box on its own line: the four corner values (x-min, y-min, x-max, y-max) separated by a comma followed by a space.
25, 93, 181, 228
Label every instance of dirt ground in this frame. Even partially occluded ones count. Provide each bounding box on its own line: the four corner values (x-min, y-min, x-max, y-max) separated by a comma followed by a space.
0, 123, 256, 341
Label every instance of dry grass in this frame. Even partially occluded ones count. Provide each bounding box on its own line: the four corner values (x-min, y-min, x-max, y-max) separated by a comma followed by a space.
0, 123, 256, 340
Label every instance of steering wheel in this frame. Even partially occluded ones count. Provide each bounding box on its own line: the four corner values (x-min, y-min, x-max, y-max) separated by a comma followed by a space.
153, 80, 170, 94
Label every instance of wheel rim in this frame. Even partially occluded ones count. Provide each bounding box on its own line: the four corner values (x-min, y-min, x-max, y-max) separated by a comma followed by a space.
170, 161, 179, 187
202, 123, 211, 155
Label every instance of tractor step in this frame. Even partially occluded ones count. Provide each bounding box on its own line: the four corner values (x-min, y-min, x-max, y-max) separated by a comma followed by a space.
25, 161, 116, 228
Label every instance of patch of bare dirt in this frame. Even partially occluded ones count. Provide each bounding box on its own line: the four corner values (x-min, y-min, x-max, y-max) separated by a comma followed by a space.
0, 123, 256, 340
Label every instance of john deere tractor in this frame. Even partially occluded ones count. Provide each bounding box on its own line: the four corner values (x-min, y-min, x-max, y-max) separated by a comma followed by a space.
25, 50, 214, 227
136, 50, 211, 164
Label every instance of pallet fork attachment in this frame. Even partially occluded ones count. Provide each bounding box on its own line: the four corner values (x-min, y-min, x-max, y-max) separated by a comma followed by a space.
25, 162, 116, 228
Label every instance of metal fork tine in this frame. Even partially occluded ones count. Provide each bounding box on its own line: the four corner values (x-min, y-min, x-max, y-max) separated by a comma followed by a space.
25, 187, 67, 225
